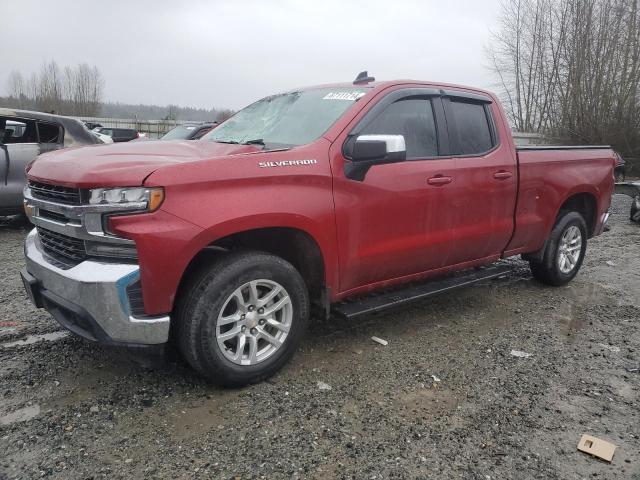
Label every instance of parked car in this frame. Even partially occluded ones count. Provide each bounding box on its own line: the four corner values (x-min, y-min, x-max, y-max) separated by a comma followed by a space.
160, 122, 218, 141
83, 122, 103, 131
94, 127, 140, 142
21, 76, 616, 386
614, 181, 640, 223
91, 130, 114, 144
0, 108, 100, 216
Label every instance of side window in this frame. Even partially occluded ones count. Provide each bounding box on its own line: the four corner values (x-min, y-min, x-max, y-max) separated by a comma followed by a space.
360, 98, 438, 159
37, 122, 62, 144
0, 117, 38, 144
448, 100, 494, 155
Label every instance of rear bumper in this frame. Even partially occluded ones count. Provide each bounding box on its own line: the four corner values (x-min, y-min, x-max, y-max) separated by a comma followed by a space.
22, 229, 170, 345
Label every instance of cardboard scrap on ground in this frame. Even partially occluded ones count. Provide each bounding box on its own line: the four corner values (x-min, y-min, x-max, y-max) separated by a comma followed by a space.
577, 434, 616, 462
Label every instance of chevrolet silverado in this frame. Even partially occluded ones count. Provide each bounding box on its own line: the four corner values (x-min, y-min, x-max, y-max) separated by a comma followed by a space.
21, 74, 616, 385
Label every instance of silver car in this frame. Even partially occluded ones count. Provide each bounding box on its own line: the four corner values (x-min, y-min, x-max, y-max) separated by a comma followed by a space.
0, 108, 100, 216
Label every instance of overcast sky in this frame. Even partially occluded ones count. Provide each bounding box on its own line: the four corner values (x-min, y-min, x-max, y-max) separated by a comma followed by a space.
3, 0, 502, 111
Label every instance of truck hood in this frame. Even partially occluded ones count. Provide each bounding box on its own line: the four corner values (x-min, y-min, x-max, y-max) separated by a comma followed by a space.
27, 140, 262, 188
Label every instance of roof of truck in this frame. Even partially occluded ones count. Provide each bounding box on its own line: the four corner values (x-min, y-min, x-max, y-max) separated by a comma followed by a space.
286, 79, 496, 99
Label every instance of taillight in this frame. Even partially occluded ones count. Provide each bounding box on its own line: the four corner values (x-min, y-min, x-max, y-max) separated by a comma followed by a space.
135, 132, 140, 138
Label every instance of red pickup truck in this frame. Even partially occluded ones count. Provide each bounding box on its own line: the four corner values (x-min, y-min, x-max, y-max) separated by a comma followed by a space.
21, 75, 615, 385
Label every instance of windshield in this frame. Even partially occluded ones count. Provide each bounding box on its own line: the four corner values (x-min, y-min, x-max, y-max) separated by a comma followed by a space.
203, 87, 369, 148
161, 125, 198, 140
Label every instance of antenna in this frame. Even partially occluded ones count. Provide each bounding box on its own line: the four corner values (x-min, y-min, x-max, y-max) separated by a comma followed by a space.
353, 71, 375, 85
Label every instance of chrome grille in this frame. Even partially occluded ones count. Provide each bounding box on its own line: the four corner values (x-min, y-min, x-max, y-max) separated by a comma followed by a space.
36, 227, 87, 264
29, 181, 81, 205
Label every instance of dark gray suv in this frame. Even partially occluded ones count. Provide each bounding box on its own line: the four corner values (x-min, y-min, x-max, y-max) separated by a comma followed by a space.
0, 108, 99, 216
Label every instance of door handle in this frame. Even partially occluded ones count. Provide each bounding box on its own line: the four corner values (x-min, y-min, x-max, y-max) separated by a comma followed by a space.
493, 170, 513, 180
427, 175, 453, 186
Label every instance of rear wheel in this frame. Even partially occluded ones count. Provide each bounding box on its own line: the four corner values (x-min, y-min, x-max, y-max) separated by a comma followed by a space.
175, 251, 309, 386
529, 211, 587, 286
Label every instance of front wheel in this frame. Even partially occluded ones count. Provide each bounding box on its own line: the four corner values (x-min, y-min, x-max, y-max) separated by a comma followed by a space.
175, 251, 309, 386
529, 211, 588, 286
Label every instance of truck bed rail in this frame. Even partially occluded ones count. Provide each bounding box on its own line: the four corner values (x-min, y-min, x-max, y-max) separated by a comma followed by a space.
516, 145, 611, 151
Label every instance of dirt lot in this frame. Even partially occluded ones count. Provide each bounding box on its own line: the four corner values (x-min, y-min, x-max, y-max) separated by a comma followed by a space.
1, 195, 639, 480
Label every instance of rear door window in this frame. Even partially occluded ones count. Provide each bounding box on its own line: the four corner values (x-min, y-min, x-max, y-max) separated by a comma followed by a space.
37, 122, 62, 144
360, 98, 439, 159
447, 100, 494, 155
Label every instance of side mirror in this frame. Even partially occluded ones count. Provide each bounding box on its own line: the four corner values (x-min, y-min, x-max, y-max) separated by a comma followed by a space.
345, 134, 406, 181
351, 134, 406, 162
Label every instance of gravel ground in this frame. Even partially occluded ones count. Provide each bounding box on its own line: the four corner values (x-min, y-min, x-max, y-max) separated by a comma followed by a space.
1, 196, 639, 480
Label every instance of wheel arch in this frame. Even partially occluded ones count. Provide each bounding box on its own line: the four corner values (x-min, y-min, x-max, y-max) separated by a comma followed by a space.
556, 190, 598, 237
524, 189, 598, 263
176, 221, 331, 313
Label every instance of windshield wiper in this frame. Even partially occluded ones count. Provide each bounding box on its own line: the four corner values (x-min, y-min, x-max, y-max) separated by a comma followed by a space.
241, 138, 266, 147
213, 140, 240, 144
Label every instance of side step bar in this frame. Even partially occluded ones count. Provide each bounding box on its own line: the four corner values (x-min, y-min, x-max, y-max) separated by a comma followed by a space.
332, 264, 512, 319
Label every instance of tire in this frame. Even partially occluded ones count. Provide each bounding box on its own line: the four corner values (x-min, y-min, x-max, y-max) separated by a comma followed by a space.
174, 251, 309, 387
528, 211, 588, 286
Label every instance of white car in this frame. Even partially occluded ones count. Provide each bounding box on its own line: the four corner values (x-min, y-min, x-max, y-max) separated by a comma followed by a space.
92, 131, 113, 144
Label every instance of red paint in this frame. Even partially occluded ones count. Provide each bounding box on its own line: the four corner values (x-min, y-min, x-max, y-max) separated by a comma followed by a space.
28, 80, 616, 315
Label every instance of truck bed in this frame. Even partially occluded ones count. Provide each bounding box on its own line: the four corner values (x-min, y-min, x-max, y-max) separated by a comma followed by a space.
505, 145, 616, 257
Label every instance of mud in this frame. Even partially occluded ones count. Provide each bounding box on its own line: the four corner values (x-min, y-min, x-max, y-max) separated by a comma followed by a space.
0, 196, 639, 479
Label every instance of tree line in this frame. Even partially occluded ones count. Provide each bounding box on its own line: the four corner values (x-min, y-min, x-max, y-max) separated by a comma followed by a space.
488, 0, 640, 163
4, 61, 234, 122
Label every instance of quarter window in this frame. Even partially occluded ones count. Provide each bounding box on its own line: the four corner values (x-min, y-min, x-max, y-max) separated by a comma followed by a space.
448, 100, 494, 155
360, 98, 438, 159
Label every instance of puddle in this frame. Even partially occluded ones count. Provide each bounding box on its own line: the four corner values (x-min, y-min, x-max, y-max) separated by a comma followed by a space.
115, 397, 229, 441
0, 405, 40, 425
1, 331, 69, 348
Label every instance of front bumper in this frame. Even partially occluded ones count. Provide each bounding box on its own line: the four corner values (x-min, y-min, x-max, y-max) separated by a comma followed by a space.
22, 229, 170, 345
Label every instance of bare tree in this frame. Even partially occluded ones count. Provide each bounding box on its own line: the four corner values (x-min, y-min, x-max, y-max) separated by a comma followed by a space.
35, 61, 64, 114
488, 0, 640, 160
63, 63, 105, 116
6, 70, 27, 107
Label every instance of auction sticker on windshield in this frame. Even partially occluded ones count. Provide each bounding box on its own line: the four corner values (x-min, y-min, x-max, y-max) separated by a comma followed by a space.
322, 91, 366, 101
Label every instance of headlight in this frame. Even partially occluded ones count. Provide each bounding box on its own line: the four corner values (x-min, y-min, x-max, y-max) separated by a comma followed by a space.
88, 187, 164, 212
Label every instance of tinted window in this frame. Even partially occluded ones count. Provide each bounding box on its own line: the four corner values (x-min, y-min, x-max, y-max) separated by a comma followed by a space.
37, 122, 61, 143
360, 98, 438, 159
449, 100, 493, 155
